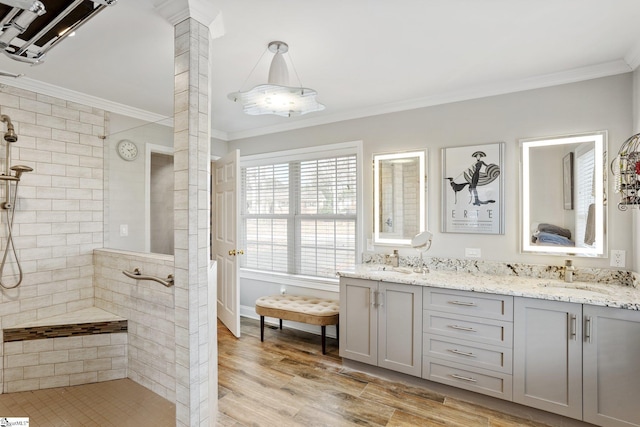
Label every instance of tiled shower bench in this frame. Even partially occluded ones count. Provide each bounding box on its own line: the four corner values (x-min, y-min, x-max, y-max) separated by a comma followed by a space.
2, 307, 127, 393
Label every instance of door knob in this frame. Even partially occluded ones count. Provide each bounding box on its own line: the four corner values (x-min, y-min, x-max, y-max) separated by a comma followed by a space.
228, 249, 236, 256
228, 249, 245, 256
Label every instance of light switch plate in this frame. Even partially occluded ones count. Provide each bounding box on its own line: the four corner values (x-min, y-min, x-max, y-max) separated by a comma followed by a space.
610, 250, 625, 268
465, 248, 481, 258
119, 224, 128, 237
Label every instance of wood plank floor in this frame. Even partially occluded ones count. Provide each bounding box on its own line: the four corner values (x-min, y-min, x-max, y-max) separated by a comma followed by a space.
217, 318, 560, 427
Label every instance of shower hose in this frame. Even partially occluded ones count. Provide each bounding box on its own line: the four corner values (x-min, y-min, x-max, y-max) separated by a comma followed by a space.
0, 180, 23, 289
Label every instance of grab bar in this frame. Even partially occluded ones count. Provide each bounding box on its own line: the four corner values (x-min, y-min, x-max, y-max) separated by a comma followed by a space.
122, 268, 174, 287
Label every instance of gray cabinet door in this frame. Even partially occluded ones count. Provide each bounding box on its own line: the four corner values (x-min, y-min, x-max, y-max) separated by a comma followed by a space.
513, 297, 582, 420
378, 282, 422, 376
339, 277, 378, 365
583, 305, 640, 427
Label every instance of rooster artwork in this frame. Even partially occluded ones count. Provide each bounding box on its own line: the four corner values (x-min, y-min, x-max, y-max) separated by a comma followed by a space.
442, 143, 504, 234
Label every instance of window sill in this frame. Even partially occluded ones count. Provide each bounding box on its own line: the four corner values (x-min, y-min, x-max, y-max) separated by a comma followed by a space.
240, 268, 339, 293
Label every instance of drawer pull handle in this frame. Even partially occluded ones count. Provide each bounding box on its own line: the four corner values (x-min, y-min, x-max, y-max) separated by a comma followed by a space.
448, 300, 477, 307
448, 324, 477, 332
450, 373, 477, 383
448, 349, 476, 358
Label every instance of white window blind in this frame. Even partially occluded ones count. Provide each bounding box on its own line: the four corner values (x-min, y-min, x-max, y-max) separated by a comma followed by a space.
575, 146, 595, 247
241, 154, 357, 279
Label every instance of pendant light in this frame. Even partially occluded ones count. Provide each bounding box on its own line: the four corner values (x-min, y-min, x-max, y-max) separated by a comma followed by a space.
227, 41, 325, 117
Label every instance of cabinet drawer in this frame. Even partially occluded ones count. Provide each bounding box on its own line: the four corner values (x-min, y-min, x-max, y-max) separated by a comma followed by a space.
423, 333, 512, 374
423, 359, 513, 401
423, 288, 513, 321
423, 312, 513, 348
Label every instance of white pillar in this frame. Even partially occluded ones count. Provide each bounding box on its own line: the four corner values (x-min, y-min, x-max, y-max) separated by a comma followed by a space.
172, 17, 213, 427
151, 1, 222, 425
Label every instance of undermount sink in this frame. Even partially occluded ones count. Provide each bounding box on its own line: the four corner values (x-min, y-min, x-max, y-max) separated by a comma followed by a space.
377, 266, 413, 274
537, 282, 613, 295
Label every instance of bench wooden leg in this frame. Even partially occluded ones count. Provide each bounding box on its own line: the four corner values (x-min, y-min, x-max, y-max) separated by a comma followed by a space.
321, 325, 326, 354
279, 319, 283, 330
260, 316, 265, 342
336, 323, 339, 343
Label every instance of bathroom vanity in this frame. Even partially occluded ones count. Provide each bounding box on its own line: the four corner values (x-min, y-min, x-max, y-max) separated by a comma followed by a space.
338, 266, 640, 427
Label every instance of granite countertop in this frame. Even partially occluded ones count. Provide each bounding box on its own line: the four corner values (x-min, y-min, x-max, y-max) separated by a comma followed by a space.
339, 265, 640, 310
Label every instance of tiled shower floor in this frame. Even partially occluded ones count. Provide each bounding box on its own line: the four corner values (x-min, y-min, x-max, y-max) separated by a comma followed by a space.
0, 378, 174, 426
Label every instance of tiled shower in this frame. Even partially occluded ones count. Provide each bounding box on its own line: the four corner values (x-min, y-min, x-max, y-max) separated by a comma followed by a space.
0, 84, 178, 401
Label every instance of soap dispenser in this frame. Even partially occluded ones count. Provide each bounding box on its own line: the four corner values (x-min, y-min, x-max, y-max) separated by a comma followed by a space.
564, 259, 575, 283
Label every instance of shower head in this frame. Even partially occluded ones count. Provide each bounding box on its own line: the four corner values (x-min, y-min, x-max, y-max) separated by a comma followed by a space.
10, 165, 33, 179
0, 115, 17, 143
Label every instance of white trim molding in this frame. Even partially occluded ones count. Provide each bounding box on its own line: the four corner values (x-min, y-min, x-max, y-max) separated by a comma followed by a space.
225, 59, 632, 141
0, 75, 172, 126
625, 41, 640, 71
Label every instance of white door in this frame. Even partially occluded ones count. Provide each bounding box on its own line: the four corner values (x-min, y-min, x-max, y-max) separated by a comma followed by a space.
214, 150, 241, 337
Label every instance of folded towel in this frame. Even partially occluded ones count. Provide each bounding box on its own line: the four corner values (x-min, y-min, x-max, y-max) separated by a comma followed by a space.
536, 231, 575, 247
538, 223, 572, 240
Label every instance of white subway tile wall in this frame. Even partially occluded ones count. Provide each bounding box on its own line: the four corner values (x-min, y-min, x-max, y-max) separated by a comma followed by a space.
0, 85, 105, 393
3, 333, 126, 393
93, 249, 176, 401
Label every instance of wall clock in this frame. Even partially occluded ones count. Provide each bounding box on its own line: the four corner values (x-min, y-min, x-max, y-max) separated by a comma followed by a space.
117, 139, 138, 161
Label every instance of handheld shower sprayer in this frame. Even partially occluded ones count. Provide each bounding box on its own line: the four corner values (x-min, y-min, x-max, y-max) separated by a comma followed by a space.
11, 165, 33, 179
0, 114, 31, 289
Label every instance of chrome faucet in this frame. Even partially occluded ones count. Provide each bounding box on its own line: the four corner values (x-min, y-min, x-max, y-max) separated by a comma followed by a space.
564, 259, 575, 283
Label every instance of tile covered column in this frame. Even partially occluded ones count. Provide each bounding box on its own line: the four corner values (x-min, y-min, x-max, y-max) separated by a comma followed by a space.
173, 18, 212, 427
151, 1, 222, 426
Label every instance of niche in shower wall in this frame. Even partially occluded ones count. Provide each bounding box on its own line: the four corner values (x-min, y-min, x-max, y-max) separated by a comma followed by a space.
150, 152, 174, 255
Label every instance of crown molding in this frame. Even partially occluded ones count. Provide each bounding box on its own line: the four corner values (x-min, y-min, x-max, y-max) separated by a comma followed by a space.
0, 75, 229, 139
224, 59, 632, 141
625, 40, 640, 71
0, 75, 172, 126
0, 58, 630, 143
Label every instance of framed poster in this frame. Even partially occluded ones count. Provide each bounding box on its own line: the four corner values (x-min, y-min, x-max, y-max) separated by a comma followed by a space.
563, 152, 574, 210
442, 142, 505, 234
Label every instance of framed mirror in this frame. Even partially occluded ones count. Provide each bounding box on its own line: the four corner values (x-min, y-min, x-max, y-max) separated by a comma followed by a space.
373, 150, 427, 245
520, 131, 607, 256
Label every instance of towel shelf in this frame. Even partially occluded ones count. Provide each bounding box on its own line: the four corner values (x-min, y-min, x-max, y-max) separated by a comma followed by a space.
122, 268, 174, 287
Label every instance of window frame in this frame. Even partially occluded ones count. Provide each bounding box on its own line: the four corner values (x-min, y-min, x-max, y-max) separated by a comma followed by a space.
239, 141, 363, 291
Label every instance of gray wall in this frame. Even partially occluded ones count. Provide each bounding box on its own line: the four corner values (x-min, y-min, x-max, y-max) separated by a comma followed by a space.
229, 74, 633, 276
632, 69, 640, 272
105, 116, 173, 252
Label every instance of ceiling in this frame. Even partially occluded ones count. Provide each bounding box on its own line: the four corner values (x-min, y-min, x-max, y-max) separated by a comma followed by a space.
0, 0, 639, 141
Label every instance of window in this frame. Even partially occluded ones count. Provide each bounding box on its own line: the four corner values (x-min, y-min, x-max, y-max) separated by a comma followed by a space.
574, 144, 595, 248
241, 143, 359, 280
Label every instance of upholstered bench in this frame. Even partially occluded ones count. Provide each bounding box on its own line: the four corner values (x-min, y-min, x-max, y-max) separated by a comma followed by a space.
255, 295, 339, 354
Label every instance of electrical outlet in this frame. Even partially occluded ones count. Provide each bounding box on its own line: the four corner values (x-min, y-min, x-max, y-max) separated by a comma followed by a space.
610, 250, 626, 268
465, 248, 481, 258
366, 238, 374, 251
280, 286, 286, 295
